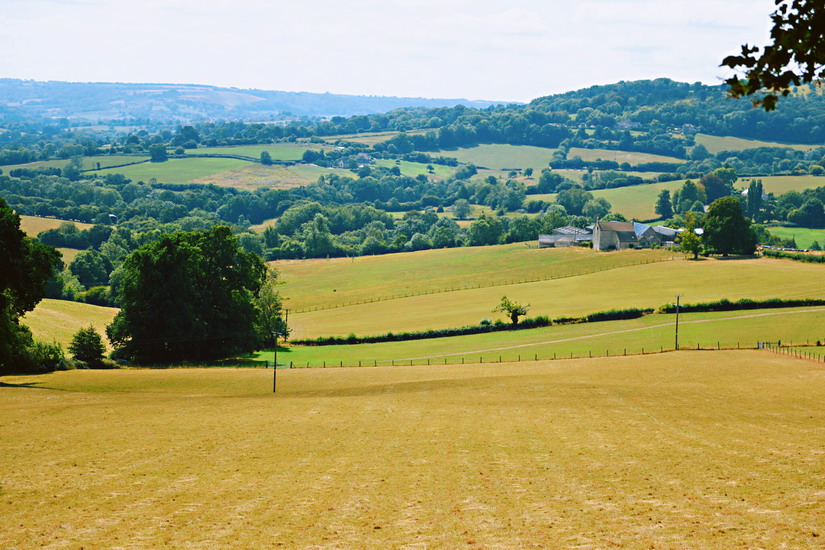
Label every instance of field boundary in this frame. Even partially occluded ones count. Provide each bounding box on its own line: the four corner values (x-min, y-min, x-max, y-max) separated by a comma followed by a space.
291, 254, 685, 314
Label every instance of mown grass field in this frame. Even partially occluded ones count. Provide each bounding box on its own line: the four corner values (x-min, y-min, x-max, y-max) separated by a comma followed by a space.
273, 307, 825, 366
188, 164, 352, 190
274, 245, 674, 312
436, 144, 557, 171
2, 351, 823, 548
737, 175, 824, 195
695, 133, 819, 154
18, 215, 93, 237
22, 298, 119, 349
282, 253, 825, 338
325, 129, 429, 145
766, 226, 825, 248
567, 147, 686, 166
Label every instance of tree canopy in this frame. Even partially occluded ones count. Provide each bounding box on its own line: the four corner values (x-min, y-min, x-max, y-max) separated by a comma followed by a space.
106, 226, 267, 364
0, 197, 62, 373
723, 0, 825, 110
703, 197, 757, 256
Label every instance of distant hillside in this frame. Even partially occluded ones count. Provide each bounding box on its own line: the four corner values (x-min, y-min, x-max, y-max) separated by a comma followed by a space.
0, 79, 506, 123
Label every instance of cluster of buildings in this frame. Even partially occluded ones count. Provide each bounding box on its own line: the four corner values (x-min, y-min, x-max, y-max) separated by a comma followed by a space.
539, 221, 681, 251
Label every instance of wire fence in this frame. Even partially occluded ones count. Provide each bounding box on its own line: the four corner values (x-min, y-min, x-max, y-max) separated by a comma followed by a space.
291, 255, 685, 314
259, 341, 781, 369
760, 342, 825, 362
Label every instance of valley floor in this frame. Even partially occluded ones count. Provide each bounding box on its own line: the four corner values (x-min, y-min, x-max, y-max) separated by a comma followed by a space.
2, 350, 823, 548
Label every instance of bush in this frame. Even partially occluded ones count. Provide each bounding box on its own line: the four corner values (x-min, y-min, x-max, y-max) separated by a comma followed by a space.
68, 326, 106, 367
658, 297, 825, 314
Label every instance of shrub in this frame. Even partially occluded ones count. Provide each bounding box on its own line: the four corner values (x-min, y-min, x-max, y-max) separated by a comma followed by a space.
68, 326, 106, 368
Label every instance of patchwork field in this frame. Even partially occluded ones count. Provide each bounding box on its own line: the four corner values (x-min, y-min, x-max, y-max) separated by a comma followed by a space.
695, 133, 820, 154
567, 147, 686, 166
22, 298, 119, 349
281, 253, 825, 338
18, 215, 93, 237
766, 226, 825, 248
2, 351, 823, 548
325, 129, 429, 145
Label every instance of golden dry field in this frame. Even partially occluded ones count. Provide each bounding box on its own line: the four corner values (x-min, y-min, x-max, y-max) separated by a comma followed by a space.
279, 250, 825, 338
1, 351, 823, 548
18, 215, 93, 237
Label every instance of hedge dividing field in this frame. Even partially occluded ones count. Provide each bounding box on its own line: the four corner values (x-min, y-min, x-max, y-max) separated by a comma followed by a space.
2, 351, 822, 548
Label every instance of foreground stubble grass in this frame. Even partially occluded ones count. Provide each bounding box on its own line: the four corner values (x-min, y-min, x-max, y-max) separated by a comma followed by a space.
1, 351, 823, 548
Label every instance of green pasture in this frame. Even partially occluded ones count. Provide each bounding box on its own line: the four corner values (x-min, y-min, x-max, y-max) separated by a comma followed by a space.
373, 159, 455, 179
766, 226, 825, 248
529, 179, 685, 220
695, 133, 819, 154
271, 307, 825, 366
2, 155, 147, 173
567, 147, 686, 166
190, 143, 331, 160
18, 215, 93, 237
22, 298, 119, 349
326, 129, 428, 145
436, 144, 557, 171
96, 157, 251, 184
3, 351, 822, 547
274, 245, 675, 312
737, 175, 824, 195
285, 255, 825, 338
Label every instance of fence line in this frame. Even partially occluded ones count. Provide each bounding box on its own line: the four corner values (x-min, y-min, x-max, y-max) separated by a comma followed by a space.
760, 341, 825, 363
291, 255, 685, 314
256, 341, 825, 369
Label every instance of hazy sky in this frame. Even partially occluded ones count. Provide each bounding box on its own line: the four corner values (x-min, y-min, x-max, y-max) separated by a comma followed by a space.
2, 0, 775, 102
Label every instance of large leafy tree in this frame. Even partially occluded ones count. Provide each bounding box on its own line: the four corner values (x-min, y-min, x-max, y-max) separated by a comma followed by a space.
0, 197, 62, 373
723, 0, 825, 110
106, 226, 267, 363
703, 197, 758, 256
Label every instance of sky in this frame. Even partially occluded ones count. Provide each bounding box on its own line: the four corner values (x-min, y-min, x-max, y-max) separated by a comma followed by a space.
1, 0, 776, 103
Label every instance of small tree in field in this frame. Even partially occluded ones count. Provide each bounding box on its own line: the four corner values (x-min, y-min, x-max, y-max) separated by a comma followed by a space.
678, 211, 703, 259
69, 326, 106, 367
494, 296, 529, 325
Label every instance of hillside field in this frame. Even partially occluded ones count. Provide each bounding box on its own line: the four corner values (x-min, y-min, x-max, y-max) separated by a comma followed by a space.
372, 159, 455, 179
437, 144, 557, 171
95, 157, 251, 184
191, 143, 331, 160
1, 155, 148, 174
2, 351, 822, 548
22, 298, 119, 349
695, 133, 819, 154
18, 215, 93, 237
280, 251, 825, 338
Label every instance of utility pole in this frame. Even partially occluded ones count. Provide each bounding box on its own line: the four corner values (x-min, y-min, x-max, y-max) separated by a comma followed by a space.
675, 295, 682, 351
272, 331, 283, 393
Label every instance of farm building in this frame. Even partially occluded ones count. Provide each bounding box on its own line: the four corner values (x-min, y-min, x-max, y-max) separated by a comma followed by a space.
538, 226, 593, 248
593, 221, 681, 250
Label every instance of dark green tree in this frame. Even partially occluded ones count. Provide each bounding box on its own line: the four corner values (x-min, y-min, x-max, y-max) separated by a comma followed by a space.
453, 199, 472, 220
260, 151, 273, 165
0, 197, 63, 374
655, 189, 674, 219
106, 226, 266, 363
69, 249, 114, 288
556, 187, 592, 216
723, 0, 825, 110
468, 215, 504, 246
703, 197, 757, 256
149, 144, 168, 163
746, 179, 765, 221
68, 326, 106, 367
